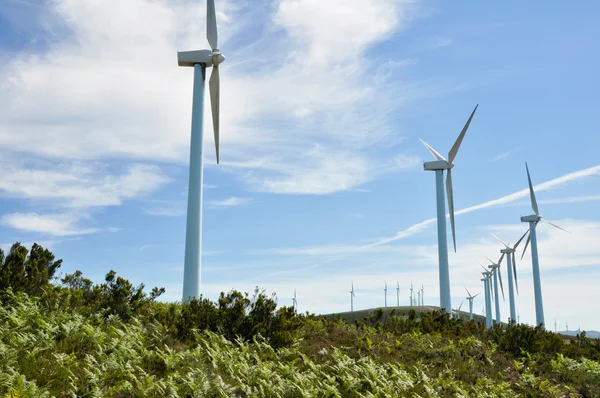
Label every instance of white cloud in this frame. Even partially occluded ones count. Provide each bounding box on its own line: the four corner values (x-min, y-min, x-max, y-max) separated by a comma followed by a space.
0, 0, 425, 196
208, 196, 253, 208
0, 161, 169, 208
1, 212, 108, 236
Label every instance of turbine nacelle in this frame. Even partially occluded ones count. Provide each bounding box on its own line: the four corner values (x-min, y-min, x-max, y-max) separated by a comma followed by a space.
521, 214, 540, 223
423, 160, 454, 171
177, 50, 225, 67
500, 248, 515, 254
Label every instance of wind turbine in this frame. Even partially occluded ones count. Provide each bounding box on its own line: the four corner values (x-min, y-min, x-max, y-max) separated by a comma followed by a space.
419, 105, 478, 313
484, 257, 504, 325
492, 231, 528, 323
396, 281, 400, 307
350, 282, 355, 312
421, 284, 424, 306
384, 282, 388, 308
178, 0, 225, 301
417, 290, 421, 306
453, 300, 464, 319
410, 282, 414, 306
481, 267, 493, 329
292, 289, 297, 312
465, 287, 480, 321
520, 163, 569, 328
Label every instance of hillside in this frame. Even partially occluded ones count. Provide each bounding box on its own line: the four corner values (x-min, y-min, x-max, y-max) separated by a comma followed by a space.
1, 243, 600, 397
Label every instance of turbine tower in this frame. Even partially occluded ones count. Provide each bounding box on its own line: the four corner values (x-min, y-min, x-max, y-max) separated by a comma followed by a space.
178, 0, 225, 301
492, 231, 528, 323
396, 281, 400, 307
421, 284, 424, 306
384, 282, 388, 308
485, 257, 504, 325
419, 105, 478, 313
410, 282, 414, 306
465, 287, 480, 321
481, 268, 493, 329
292, 289, 297, 312
350, 282, 355, 312
520, 163, 569, 328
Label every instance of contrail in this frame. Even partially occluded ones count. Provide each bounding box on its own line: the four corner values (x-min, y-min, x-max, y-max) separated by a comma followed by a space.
365, 164, 600, 247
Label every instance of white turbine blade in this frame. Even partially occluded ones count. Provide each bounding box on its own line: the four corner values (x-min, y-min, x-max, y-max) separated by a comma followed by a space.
491, 233, 510, 249
540, 218, 570, 233
419, 138, 447, 161
521, 232, 531, 260
458, 300, 463, 312
497, 267, 505, 300
512, 253, 519, 295
207, 0, 218, 50
513, 229, 529, 250
525, 162, 539, 215
465, 287, 471, 297
446, 169, 456, 252
209, 66, 220, 164
485, 257, 495, 266
473, 292, 480, 298
498, 253, 506, 266
448, 104, 478, 163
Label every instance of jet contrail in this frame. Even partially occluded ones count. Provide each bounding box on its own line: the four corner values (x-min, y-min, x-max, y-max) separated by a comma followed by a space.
365, 164, 600, 247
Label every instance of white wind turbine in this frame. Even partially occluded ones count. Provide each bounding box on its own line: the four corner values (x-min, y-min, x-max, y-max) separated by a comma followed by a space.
292, 289, 297, 312
178, 0, 226, 301
396, 281, 400, 307
491, 231, 528, 323
421, 283, 424, 306
419, 105, 478, 313
453, 300, 464, 319
465, 287, 480, 321
409, 282, 414, 306
520, 163, 569, 328
384, 282, 388, 308
481, 266, 493, 329
350, 282, 356, 312
484, 257, 504, 325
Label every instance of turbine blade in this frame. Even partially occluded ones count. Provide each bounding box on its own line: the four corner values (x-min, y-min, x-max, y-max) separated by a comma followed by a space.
512, 253, 519, 295
207, 0, 218, 50
458, 300, 463, 311
446, 169, 456, 252
209, 66, 220, 163
419, 138, 447, 161
473, 292, 480, 298
525, 162, 539, 215
491, 233, 510, 248
540, 218, 570, 233
498, 253, 506, 266
498, 267, 505, 300
465, 287, 471, 297
513, 229, 529, 250
521, 232, 532, 260
448, 104, 478, 163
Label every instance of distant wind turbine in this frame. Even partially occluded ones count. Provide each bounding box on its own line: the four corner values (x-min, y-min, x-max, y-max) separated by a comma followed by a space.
421, 284, 424, 306
419, 105, 478, 313
178, 0, 226, 301
492, 231, 528, 323
465, 287, 480, 321
396, 281, 400, 307
485, 257, 504, 325
384, 282, 388, 308
292, 289, 297, 312
410, 282, 414, 306
350, 282, 355, 312
481, 267, 493, 329
520, 163, 569, 328
453, 300, 464, 319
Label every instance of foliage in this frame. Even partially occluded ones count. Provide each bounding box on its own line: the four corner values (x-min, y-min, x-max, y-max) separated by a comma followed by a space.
1, 242, 599, 397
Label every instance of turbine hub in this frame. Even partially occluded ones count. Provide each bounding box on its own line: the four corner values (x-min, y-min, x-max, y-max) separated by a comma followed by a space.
211, 50, 226, 66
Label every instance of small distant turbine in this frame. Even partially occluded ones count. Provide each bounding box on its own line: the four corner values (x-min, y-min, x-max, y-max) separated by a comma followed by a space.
410, 282, 414, 306
419, 105, 478, 313
481, 266, 493, 329
292, 289, 298, 312
453, 300, 464, 319
491, 231, 528, 323
484, 257, 505, 325
396, 281, 400, 307
421, 284, 424, 306
384, 282, 388, 308
520, 163, 569, 328
350, 282, 356, 312
465, 287, 480, 321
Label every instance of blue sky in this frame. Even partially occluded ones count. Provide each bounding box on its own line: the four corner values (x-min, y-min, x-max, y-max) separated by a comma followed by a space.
1, 0, 599, 332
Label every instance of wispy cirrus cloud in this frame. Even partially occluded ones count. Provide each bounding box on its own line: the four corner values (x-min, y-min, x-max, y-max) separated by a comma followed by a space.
1, 211, 119, 236
208, 196, 253, 208
492, 146, 522, 162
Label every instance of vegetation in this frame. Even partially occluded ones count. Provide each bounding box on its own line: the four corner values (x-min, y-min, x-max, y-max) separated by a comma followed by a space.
1, 242, 599, 397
